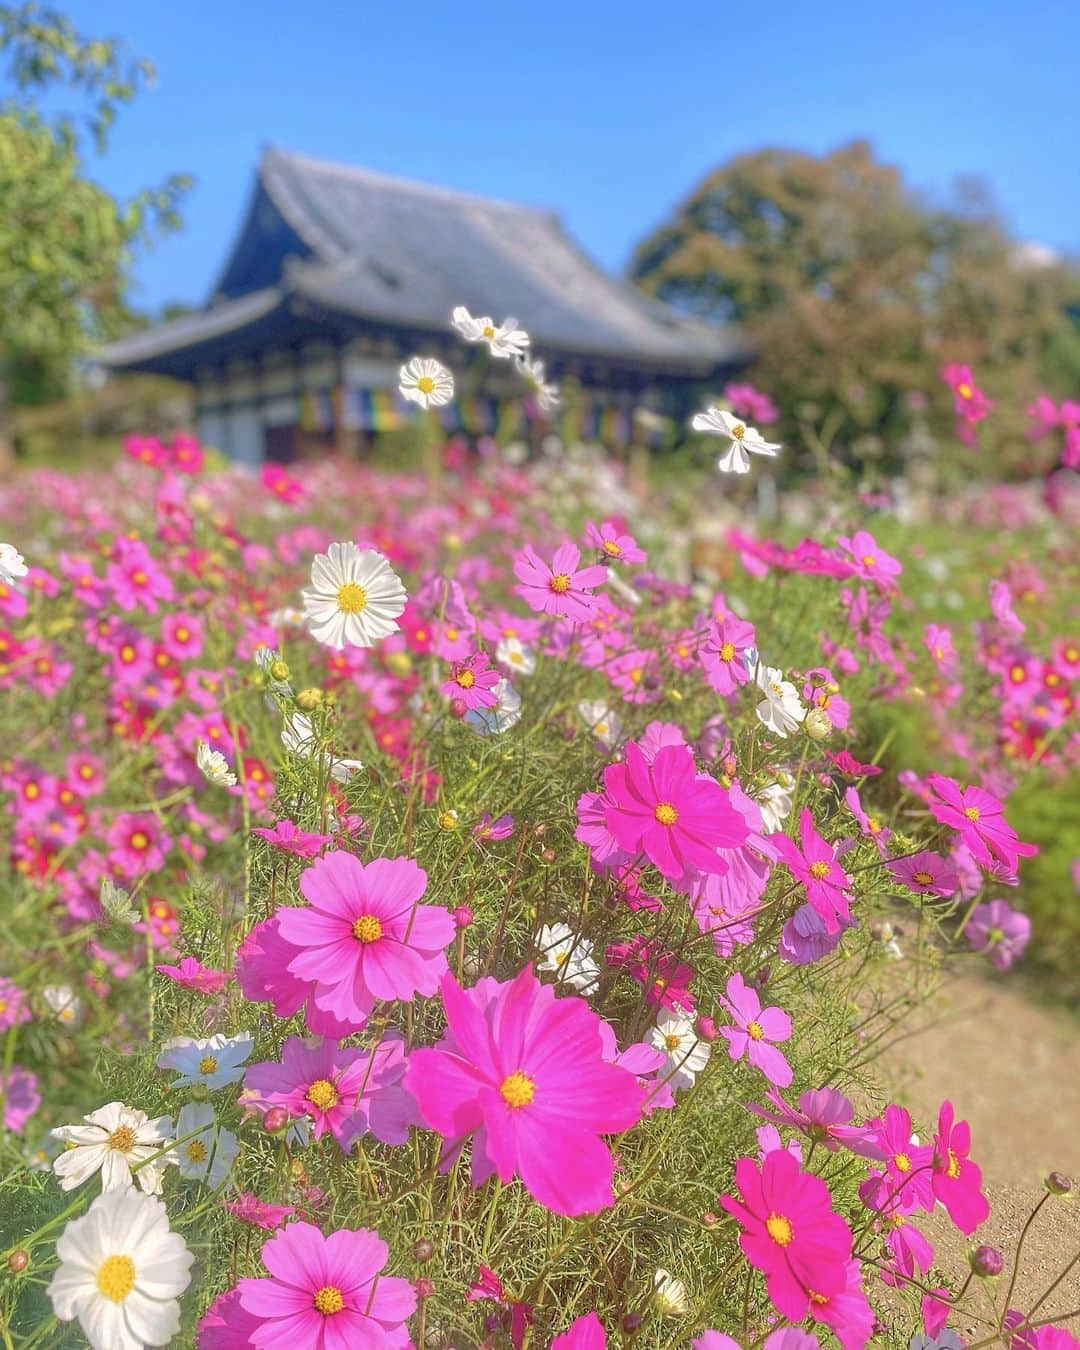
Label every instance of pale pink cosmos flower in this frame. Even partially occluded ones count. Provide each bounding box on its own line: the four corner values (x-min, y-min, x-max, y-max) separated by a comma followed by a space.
717, 973, 793, 1087
770, 809, 853, 933
157, 955, 230, 994
585, 519, 646, 565
513, 543, 608, 621
887, 851, 958, 898
251, 819, 333, 857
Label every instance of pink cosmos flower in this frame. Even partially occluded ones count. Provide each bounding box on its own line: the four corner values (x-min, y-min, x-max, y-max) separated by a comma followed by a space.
276, 851, 455, 1028
197, 1287, 263, 1348
552, 1311, 606, 1349
924, 624, 958, 675
723, 380, 779, 425
717, 973, 793, 1087
887, 851, 958, 898
826, 750, 882, 780
236, 915, 357, 1038
805, 1256, 875, 1350
836, 530, 903, 589
585, 519, 646, 564
931, 1099, 990, 1233
261, 462, 305, 505
237, 1221, 416, 1349
1, 1066, 40, 1133
157, 955, 230, 994
602, 741, 748, 879
750, 1088, 886, 1159
105, 537, 175, 614
105, 811, 171, 877
513, 543, 608, 621
1005, 1321, 1080, 1350
441, 650, 500, 710
465, 1265, 534, 1348
605, 936, 695, 1011
942, 363, 992, 422
925, 774, 1037, 875
696, 1333, 820, 1350
862, 1104, 935, 1211
244, 1035, 414, 1148
405, 967, 644, 1216
965, 899, 1031, 970
770, 809, 853, 933
720, 1149, 852, 1321
251, 818, 333, 857
0, 977, 31, 1030
224, 1193, 295, 1231
473, 811, 515, 841
700, 616, 756, 695
990, 579, 1025, 637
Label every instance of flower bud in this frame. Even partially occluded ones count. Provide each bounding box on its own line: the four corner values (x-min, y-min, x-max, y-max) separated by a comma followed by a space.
438, 810, 459, 831
533, 823, 547, 837
449, 698, 468, 719
269, 659, 290, 683
452, 905, 473, 930
970, 1244, 1004, 1277
804, 708, 833, 741
295, 687, 324, 711
621, 1313, 643, 1334
694, 1015, 718, 1042
1046, 1171, 1073, 1196
7, 1250, 29, 1273
263, 1106, 291, 1135
415, 1277, 436, 1299
541, 847, 556, 864
701, 1211, 717, 1227
411, 1239, 436, 1263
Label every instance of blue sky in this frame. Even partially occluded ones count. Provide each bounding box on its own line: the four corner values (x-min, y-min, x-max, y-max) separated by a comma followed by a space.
44, 0, 1080, 313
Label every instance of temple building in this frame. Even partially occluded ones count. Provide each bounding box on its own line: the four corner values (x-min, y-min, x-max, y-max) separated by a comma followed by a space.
101, 148, 748, 464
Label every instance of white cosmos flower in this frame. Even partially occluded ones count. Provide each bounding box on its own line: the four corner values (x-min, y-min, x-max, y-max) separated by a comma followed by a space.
195, 740, 237, 788
754, 664, 807, 737
465, 677, 522, 735
399, 355, 455, 409
301, 541, 407, 649
174, 1103, 239, 1187
692, 406, 781, 475
755, 774, 796, 833
51, 1102, 175, 1194
537, 922, 600, 994
0, 542, 28, 585
451, 305, 530, 358
156, 1032, 252, 1090
516, 355, 560, 411
495, 635, 536, 675
280, 711, 364, 783
652, 1268, 689, 1318
648, 1010, 710, 1091
43, 985, 81, 1026
47, 1187, 193, 1350
577, 700, 621, 749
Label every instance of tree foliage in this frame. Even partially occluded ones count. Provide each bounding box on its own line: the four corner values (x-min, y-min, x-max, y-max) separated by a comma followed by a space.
0, 4, 190, 421
631, 141, 1080, 464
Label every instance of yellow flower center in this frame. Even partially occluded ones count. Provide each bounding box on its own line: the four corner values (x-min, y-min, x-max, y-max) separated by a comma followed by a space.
719, 641, 736, 662
747, 1020, 765, 1041
808, 860, 831, 879
199, 1056, 218, 1075
912, 871, 933, 886
307, 1078, 340, 1112
602, 539, 622, 556
549, 573, 571, 594
352, 914, 383, 943
417, 376, 435, 395
336, 582, 368, 614
893, 1151, 912, 1173
664, 1033, 682, 1051
186, 1140, 208, 1164
862, 554, 877, 567
107, 1125, 137, 1152
957, 382, 973, 399
313, 1284, 345, 1316
766, 1214, 793, 1246
947, 1148, 961, 1179
96, 1254, 136, 1303
654, 802, 679, 826
731, 423, 746, 440
499, 1070, 536, 1108
456, 669, 476, 689
964, 805, 980, 821
130, 831, 149, 851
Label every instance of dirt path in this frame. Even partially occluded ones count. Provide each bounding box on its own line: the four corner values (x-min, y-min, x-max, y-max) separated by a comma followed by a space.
888, 972, 1080, 1332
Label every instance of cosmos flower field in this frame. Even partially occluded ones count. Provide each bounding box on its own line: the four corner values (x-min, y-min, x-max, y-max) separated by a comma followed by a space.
0, 367, 1077, 1348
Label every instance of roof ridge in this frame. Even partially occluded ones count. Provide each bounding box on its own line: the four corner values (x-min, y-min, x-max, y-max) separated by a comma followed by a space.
262, 146, 552, 219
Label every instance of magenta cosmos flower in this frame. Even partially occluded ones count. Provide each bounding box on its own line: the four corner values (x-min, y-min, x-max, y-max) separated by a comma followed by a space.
770, 809, 853, 933
405, 967, 644, 1217
965, 898, 1031, 970
585, 519, 646, 564
157, 955, 230, 994
925, 774, 1036, 876
720, 1148, 852, 1321
931, 1099, 990, 1234
750, 1088, 885, 1160
887, 850, 958, 899
552, 1311, 607, 1349
513, 543, 608, 621
440, 650, 500, 711
275, 851, 455, 1027
700, 616, 756, 696
836, 530, 902, 589
602, 741, 748, 880
237, 1221, 416, 1349
251, 818, 333, 857
717, 973, 793, 1088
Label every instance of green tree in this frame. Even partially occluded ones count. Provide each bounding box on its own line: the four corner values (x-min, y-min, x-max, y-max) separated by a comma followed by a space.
0, 3, 190, 461
631, 141, 1080, 473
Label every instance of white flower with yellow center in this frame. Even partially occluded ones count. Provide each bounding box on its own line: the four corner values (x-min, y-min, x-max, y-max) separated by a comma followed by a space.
537, 922, 600, 994
173, 1103, 239, 1187
516, 355, 560, 411
652, 1267, 689, 1318
195, 740, 237, 788
399, 355, 455, 409
465, 677, 522, 735
692, 406, 781, 475
47, 1187, 193, 1350
648, 1010, 710, 1091
451, 305, 530, 358
51, 1102, 175, 1194
495, 635, 536, 675
0, 542, 28, 586
756, 774, 795, 833
155, 1032, 252, 1090
577, 700, 622, 749
754, 664, 806, 738
43, 985, 81, 1026
301, 541, 408, 649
